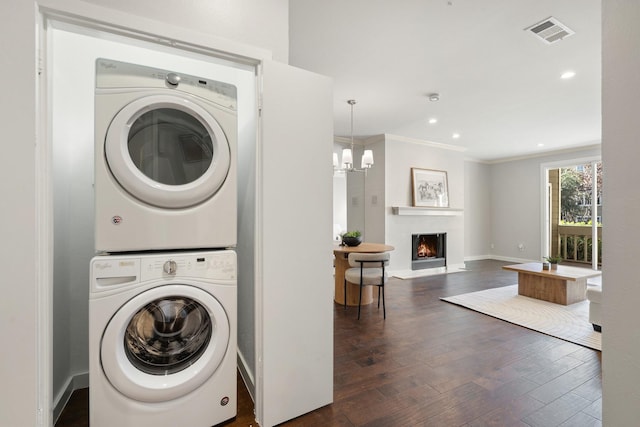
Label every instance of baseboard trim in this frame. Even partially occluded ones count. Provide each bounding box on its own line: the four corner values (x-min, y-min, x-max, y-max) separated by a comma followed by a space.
464, 255, 539, 263
237, 350, 256, 404
464, 254, 492, 261
53, 372, 89, 424
487, 255, 538, 264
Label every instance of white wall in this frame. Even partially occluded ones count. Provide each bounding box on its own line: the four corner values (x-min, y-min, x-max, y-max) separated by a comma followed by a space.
464, 160, 492, 259
51, 29, 97, 408
0, 1, 38, 425
236, 81, 259, 400
363, 136, 386, 244
333, 178, 347, 241
52, 123, 72, 404
489, 146, 601, 262
333, 137, 385, 243
80, 0, 289, 62
602, 2, 640, 423
385, 135, 465, 272
490, 158, 543, 261
332, 174, 347, 236
332, 141, 348, 240
346, 146, 366, 234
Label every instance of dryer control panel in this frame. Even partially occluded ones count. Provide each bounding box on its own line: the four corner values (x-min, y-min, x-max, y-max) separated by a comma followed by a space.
95, 58, 237, 111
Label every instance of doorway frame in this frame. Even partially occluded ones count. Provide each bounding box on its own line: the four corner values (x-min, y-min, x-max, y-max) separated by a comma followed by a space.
540, 155, 602, 269
35, 1, 269, 424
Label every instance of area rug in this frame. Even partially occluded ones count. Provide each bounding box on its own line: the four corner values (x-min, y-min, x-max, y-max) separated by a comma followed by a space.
441, 285, 601, 351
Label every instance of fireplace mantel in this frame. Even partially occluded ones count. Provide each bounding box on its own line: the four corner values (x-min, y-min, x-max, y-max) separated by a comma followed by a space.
392, 206, 464, 216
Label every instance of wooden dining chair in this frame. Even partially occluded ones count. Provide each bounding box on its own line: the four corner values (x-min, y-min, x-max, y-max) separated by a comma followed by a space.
344, 252, 390, 319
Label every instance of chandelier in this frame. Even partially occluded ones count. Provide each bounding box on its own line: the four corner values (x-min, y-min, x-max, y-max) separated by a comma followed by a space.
333, 100, 374, 172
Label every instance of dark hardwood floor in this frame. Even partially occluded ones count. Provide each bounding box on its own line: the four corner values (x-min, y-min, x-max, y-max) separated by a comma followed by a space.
56, 260, 601, 427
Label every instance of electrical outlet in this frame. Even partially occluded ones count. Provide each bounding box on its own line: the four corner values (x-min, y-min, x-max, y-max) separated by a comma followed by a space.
518, 243, 525, 251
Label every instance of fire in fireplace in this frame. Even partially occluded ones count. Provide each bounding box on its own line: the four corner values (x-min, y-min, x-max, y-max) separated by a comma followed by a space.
417, 238, 436, 258
411, 233, 446, 270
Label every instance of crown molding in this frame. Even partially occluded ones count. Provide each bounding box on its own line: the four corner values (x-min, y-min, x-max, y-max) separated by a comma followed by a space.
384, 133, 467, 152
364, 134, 386, 145
334, 135, 383, 146
486, 143, 602, 164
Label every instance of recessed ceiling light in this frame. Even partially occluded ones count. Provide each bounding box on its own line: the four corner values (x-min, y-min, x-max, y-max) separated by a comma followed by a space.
452, 133, 460, 139
428, 118, 438, 124
428, 93, 440, 102
561, 70, 576, 79
537, 143, 545, 147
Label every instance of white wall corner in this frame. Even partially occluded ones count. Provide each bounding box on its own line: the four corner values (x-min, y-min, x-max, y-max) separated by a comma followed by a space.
53, 372, 88, 424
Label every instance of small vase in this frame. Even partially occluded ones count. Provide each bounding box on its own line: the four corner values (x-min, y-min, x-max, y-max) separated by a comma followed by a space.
550, 263, 558, 270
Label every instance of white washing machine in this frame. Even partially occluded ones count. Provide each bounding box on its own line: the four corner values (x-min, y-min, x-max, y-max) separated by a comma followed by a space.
94, 58, 237, 253
89, 250, 237, 427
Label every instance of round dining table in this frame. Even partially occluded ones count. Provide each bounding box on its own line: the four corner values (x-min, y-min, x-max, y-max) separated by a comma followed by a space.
333, 242, 395, 306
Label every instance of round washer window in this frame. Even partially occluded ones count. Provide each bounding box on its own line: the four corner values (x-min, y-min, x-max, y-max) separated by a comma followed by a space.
124, 296, 212, 375
100, 284, 230, 403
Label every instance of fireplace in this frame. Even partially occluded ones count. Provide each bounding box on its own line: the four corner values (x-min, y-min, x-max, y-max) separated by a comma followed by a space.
411, 233, 446, 270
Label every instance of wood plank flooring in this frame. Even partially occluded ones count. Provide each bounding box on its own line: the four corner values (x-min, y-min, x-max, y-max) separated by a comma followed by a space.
56, 260, 601, 427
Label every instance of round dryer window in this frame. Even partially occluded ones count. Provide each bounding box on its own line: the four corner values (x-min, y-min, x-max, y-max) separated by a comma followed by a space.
101, 284, 230, 403
104, 94, 231, 209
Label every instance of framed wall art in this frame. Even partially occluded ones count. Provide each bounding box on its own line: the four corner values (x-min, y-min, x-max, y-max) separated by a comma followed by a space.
411, 168, 449, 207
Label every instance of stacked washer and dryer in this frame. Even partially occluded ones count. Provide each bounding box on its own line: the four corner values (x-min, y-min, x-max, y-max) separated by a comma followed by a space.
90, 59, 238, 427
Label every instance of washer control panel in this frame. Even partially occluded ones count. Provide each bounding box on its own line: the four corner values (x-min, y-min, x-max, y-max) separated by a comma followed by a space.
141, 251, 236, 281
91, 250, 236, 294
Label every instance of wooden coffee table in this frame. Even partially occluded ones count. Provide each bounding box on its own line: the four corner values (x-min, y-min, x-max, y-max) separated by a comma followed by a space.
502, 262, 602, 305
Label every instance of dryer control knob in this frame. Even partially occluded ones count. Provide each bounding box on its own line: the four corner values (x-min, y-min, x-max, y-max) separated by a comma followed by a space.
166, 73, 181, 86
163, 260, 177, 275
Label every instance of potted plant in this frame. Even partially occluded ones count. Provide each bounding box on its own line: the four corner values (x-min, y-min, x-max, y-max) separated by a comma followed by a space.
545, 255, 563, 270
341, 230, 362, 247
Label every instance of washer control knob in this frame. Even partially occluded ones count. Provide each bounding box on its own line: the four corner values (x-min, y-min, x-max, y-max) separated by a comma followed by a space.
163, 260, 177, 275
166, 73, 181, 86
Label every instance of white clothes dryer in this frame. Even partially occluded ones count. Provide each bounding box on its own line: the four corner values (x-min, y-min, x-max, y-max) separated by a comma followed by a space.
89, 250, 237, 427
94, 58, 237, 252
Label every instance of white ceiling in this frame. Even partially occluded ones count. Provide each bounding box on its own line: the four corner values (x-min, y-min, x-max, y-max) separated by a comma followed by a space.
289, 0, 601, 161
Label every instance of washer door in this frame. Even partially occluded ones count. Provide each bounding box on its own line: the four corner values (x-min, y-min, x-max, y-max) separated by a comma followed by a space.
104, 94, 231, 208
101, 284, 230, 403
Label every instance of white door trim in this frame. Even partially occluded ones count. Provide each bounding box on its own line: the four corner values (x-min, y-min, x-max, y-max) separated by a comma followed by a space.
36, 2, 266, 424
539, 155, 602, 263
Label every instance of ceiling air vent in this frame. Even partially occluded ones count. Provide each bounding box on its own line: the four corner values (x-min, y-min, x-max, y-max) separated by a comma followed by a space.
525, 17, 575, 44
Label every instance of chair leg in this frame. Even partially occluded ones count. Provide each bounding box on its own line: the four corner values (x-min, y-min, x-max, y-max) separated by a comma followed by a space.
343, 279, 347, 310
381, 285, 386, 319
377, 286, 381, 308
357, 282, 363, 320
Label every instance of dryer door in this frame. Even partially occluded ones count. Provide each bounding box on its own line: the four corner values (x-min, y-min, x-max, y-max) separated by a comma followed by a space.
101, 284, 230, 402
104, 94, 231, 208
